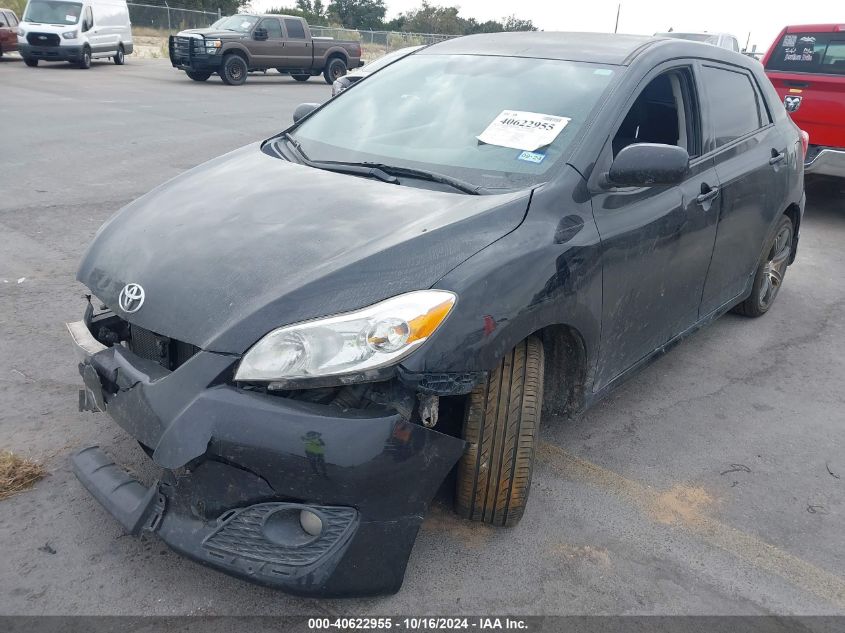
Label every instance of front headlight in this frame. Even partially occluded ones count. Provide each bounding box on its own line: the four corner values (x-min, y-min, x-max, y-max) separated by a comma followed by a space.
62, 30, 78, 39
205, 39, 222, 54
234, 290, 456, 382
17, 28, 25, 37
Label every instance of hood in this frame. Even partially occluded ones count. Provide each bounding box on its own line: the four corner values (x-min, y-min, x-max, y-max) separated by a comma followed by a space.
78, 144, 531, 354
177, 28, 245, 40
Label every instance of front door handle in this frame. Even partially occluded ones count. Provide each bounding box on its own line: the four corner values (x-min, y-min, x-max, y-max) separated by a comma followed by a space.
696, 185, 720, 206
769, 149, 786, 165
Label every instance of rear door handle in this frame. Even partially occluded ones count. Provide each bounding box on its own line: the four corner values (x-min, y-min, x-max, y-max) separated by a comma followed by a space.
696, 186, 719, 205
769, 149, 786, 165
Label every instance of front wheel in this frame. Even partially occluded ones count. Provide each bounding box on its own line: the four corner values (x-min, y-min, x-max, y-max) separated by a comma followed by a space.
24, 57, 39, 67
323, 57, 347, 84
291, 73, 310, 82
455, 337, 544, 527
78, 46, 91, 69
220, 54, 248, 85
186, 70, 212, 82
113, 44, 125, 65
732, 214, 794, 317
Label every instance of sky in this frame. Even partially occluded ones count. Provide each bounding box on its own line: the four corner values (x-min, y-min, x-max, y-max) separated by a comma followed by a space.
252, 0, 844, 52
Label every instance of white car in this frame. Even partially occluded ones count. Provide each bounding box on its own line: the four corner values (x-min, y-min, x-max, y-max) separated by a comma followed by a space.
332, 45, 424, 96
18, 0, 133, 68
654, 32, 740, 52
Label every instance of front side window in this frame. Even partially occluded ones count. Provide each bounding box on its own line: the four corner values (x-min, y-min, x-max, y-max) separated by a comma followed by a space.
284, 18, 306, 39
765, 32, 845, 75
612, 68, 699, 158
259, 18, 282, 39
8, 11, 18, 25
0, 12, 7, 26
290, 54, 618, 191
23, 0, 82, 26
82, 6, 92, 31
701, 66, 762, 147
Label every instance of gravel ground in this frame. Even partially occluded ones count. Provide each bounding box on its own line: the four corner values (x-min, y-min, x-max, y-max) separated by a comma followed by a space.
0, 56, 843, 616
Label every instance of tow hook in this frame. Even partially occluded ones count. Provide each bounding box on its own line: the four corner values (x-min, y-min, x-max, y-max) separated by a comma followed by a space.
419, 394, 439, 428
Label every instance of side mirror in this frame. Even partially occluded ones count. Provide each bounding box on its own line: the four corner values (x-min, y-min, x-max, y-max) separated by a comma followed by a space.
293, 102, 320, 124
253, 27, 268, 41
607, 143, 690, 187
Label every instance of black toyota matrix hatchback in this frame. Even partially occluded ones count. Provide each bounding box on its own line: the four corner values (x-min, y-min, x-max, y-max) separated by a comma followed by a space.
69, 32, 805, 596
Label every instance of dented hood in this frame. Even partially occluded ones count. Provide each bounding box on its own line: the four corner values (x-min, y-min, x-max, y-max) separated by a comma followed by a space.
78, 144, 531, 354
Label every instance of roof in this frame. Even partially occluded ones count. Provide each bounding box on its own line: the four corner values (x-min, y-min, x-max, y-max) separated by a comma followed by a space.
422, 32, 661, 66
784, 24, 845, 33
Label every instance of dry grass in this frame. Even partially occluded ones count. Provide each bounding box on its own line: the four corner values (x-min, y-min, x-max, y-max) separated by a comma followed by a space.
0, 451, 45, 501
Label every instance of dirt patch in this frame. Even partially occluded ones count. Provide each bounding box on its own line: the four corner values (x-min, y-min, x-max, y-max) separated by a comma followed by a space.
421, 505, 495, 549
0, 450, 45, 500
651, 485, 714, 526
551, 544, 612, 567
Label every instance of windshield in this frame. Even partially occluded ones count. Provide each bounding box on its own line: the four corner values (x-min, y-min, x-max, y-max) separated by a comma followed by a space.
210, 14, 259, 32
291, 54, 617, 190
364, 46, 423, 73
23, 0, 82, 25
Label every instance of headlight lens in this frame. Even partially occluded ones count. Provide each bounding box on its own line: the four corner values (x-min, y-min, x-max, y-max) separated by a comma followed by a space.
234, 290, 456, 381
205, 39, 222, 54
17, 28, 25, 37
62, 30, 78, 39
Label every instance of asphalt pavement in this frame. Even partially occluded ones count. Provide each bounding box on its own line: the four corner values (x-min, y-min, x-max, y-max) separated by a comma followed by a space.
0, 55, 843, 616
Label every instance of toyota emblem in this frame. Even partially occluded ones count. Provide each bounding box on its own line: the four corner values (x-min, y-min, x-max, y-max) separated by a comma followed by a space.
118, 283, 145, 313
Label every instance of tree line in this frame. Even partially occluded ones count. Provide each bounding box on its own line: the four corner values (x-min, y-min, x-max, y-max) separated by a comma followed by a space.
264, 0, 538, 34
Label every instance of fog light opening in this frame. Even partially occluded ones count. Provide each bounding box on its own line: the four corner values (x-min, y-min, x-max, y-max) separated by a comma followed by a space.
300, 509, 323, 537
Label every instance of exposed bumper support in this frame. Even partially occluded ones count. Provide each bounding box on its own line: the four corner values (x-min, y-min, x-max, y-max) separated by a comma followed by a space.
805, 147, 845, 178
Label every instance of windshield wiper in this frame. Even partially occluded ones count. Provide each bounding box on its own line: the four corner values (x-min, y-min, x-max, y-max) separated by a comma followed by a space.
280, 134, 481, 195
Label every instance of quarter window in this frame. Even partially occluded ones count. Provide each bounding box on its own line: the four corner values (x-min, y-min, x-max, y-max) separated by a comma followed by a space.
700, 66, 762, 147
260, 18, 282, 39
284, 18, 306, 39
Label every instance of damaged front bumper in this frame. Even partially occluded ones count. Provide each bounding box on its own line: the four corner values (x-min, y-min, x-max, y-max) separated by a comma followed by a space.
67, 317, 465, 597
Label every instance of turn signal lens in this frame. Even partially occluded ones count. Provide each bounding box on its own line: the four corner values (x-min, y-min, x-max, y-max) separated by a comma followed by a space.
800, 130, 809, 158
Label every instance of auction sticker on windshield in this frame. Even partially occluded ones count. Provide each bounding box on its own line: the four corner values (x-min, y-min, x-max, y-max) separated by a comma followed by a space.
478, 110, 571, 152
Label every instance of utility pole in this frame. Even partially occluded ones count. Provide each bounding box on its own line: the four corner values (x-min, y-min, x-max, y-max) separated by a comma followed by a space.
614, 3, 621, 34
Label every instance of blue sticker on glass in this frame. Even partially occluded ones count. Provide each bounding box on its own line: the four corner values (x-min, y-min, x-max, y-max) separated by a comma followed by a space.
517, 150, 546, 164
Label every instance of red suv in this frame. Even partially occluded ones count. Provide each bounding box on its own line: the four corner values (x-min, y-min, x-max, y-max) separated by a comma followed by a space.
764, 24, 845, 178
0, 8, 19, 57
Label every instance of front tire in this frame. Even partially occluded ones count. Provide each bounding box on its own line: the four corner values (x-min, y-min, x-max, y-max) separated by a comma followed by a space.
455, 337, 544, 527
220, 54, 248, 85
291, 73, 310, 82
113, 44, 125, 65
24, 57, 39, 67
78, 46, 91, 69
732, 214, 794, 318
186, 70, 212, 82
323, 57, 347, 84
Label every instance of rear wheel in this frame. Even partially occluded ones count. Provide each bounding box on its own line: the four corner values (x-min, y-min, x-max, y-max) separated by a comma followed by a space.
323, 57, 347, 84
186, 70, 212, 82
291, 73, 310, 82
78, 46, 91, 69
24, 57, 38, 67
113, 44, 125, 65
455, 337, 544, 527
220, 54, 248, 85
732, 214, 794, 317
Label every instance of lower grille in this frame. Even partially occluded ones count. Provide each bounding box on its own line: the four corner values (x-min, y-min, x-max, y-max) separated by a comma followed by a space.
128, 325, 199, 371
27, 32, 61, 46
171, 36, 204, 59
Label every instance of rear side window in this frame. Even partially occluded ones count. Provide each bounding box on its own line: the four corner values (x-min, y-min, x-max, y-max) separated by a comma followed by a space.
766, 32, 845, 75
284, 18, 306, 39
8, 12, 18, 25
0, 12, 7, 26
701, 66, 763, 147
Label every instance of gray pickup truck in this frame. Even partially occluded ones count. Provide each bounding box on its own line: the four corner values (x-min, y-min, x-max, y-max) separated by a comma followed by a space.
169, 14, 363, 85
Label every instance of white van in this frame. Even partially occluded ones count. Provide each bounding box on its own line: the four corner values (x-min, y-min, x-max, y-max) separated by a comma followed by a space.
18, 0, 133, 68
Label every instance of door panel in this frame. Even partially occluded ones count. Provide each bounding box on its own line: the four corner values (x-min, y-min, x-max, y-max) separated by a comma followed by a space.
281, 18, 312, 70
698, 64, 788, 315
251, 18, 284, 66
593, 157, 720, 390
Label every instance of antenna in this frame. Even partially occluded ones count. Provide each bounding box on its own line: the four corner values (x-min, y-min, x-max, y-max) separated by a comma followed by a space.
614, 3, 621, 33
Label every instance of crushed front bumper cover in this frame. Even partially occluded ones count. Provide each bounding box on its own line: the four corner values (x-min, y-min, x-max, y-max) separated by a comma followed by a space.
67, 318, 465, 597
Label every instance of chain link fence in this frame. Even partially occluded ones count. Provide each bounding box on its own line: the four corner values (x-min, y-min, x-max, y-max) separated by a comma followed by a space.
309, 26, 457, 56
127, 2, 219, 33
